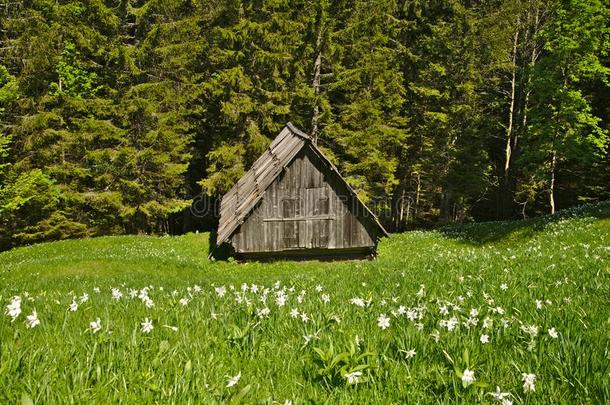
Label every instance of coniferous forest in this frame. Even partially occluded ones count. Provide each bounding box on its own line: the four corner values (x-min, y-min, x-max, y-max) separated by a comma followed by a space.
0, 0, 608, 249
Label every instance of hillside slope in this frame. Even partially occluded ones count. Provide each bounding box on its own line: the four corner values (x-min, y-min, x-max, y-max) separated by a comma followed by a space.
0, 202, 608, 403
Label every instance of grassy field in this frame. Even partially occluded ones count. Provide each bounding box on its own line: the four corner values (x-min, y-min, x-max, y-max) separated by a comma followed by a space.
1, 203, 609, 403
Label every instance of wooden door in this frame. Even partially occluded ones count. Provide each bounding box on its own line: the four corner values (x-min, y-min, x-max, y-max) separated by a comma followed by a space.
305, 186, 332, 248
279, 196, 306, 249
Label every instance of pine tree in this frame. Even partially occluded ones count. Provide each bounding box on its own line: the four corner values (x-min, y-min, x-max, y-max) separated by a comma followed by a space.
328, 0, 408, 212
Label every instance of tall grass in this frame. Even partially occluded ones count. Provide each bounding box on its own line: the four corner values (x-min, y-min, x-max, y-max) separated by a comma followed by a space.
1, 203, 609, 403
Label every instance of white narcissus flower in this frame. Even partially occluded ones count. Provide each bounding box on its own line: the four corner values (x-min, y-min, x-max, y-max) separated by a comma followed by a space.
6, 296, 22, 321
480, 334, 490, 344
321, 294, 330, 304
90, 318, 102, 333
80, 293, 89, 303
26, 310, 40, 329
489, 386, 511, 402
403, 349, 416, 359
111, 288, 123, 301
179, 298, 189, 306
350, 297, 366, 307
300, 312, 310, 322
377, 314, 390, 330
548, 327, 558, 338
141, 318, 153, 333
345, 371, 362, 384
500, 283, 508, 290
215, 286, 226, 297
462, 369, 475, 386
289, 308, 299, 318
69, 300, 78, 312
226, 371, 241, 387
522, 373, 536, 393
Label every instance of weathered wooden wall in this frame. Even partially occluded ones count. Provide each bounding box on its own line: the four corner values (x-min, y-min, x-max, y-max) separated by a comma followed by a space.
232, 145, 380, 254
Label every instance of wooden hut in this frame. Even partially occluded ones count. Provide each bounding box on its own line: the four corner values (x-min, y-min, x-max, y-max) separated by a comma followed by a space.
215, 123, 388, 260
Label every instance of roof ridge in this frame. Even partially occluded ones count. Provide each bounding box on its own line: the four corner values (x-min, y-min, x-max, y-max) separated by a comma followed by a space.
286, 122, 310, 139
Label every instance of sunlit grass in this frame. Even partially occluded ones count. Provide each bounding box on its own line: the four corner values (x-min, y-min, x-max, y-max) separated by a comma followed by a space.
1, 202, 609, 403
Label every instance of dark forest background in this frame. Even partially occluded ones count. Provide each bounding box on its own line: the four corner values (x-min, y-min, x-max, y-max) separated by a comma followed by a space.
0, 0, 608, 249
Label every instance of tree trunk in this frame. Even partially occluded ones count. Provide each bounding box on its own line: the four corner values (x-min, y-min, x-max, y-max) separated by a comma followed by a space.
310, 22, 323, 145
549, 149, 556, 214
500, 19, 521, 219
504, 20, 520, 177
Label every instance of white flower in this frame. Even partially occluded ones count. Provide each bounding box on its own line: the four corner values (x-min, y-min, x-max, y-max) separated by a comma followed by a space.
111, 288, 123, 301
441, 316, 459, 331
290, 308, 299, 318
350, 297, 366, 307
416, 285, 426, 298
439, 305, 449, 315
129, 288, 138, 298
315, 285, 323, 292
377, 314, 390, 330
26, 310, 40, 329
276, 294, 286, 307
138, 288, 149, 299
93, 287, 100, 294
69, 300, 78, 312
500, 283, 508, 290
6, 296, 22, 321
226, 371, 241, 387
142, 296, 154, 308
193, 285, 202, 293
403, 349, 416, 359
300, 312, 310, 322
483, 317, 493, 329
179, 298, 189, 306
469, 308, 479, 317
462, 369, 475, 386
480, 334, 489, 344
303, 334, 315, 345
489, 386, 511, 402
522, 373, 536, 393
250, 284, 259, 293
548, 327, 558, 338
345, 371, 362, 384
256, 307, 270, 318
321, 294, 330, 304
535, 299, 543, 309
80, 293, 89, 303
141, 318, 153, 333
90, 318, 102, 333
521, 324, 539, 337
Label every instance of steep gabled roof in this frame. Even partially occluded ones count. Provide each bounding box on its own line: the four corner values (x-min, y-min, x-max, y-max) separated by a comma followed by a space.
216, 123, 388, 246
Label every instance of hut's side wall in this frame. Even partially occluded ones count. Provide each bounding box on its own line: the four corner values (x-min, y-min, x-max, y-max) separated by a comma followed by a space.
232, 146, 379, 254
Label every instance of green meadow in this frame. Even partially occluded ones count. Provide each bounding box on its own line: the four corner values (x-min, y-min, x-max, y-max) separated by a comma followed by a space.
1, 203, 609, 403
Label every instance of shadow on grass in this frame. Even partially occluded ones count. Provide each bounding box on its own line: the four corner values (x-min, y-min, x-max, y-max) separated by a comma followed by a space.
207, 230, 234, 261
438, 201, 610, 246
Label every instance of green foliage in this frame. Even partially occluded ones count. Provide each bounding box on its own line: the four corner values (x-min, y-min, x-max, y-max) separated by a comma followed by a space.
0, 0, 608, 245
49, 43, 101, 97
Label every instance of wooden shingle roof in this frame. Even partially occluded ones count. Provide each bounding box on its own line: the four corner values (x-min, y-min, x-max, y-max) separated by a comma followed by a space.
216, 123, 388, 246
